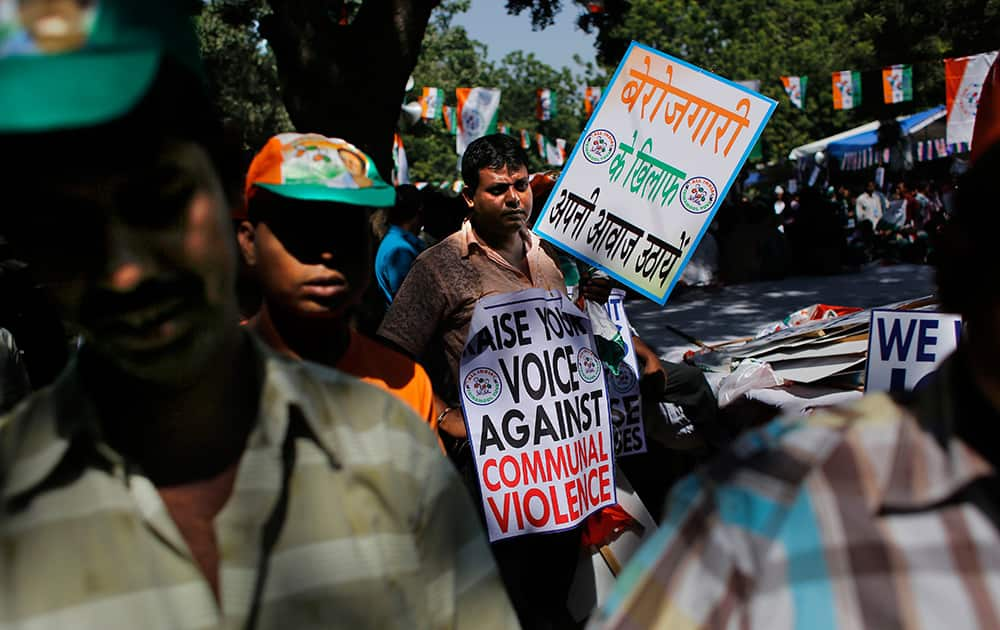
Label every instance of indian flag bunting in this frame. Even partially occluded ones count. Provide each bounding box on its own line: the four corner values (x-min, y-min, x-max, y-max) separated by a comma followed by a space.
945, 51, 999, 147
780, 76, 806, 109
536, 88, 557, 120
584, 86, 602, 116
520, 129, 531, 149
420, 87, 444, 119
882, 65, 913, 103
972, 53, 1000, 162
442, 105, 457, 135
546, 138, 567, 166
456, 87, 501, 155
832, 70, 862, 110
391, 133, 409, 185
498, 123, 510, 135
535, 133, 545, 159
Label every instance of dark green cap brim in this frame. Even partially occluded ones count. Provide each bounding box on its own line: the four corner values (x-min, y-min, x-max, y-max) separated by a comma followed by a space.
0, 49, 160, 133
257, 183, 397, 208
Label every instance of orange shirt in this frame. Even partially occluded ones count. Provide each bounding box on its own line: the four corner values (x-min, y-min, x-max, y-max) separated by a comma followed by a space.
336, 329, 439, 436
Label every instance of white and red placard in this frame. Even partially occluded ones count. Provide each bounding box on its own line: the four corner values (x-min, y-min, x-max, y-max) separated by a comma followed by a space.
460, 289, 615, 541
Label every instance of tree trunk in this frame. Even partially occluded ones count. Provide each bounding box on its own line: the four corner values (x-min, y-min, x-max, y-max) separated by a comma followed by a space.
261, 0, 439, 180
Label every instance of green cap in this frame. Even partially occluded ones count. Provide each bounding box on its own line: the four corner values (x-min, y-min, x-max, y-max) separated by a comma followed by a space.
0, 0, 202, 133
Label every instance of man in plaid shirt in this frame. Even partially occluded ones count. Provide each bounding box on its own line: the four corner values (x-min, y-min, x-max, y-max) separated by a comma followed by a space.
592, 141, 1000, 628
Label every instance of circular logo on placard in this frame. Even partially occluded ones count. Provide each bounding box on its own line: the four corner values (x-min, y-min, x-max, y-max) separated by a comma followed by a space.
577, 348, 602, 383
582, 129, 616, 164
611, 363, 637, 393
463, 367, 502, 405
680, 176, 718, 214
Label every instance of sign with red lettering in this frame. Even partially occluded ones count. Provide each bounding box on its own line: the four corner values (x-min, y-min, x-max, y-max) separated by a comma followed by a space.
460, 289, 616, 541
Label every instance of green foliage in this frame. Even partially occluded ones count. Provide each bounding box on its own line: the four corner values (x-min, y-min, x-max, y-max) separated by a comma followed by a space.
195, 0, 293, 166
405, 1, 608, 183
503, 0, 1000, 164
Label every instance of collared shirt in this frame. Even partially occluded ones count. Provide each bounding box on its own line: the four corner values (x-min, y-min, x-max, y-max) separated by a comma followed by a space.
377, 220, 565, 395
856, 191, 887, 226
375, 225, 427, 305
0, 336, 516, 629
591, 350, 1000, 630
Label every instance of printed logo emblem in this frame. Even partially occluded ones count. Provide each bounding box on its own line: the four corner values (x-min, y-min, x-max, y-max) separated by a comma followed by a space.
611, 364, 637, 393
462, 109, 483, 135
577, 348, 602, 383
958, 82, 983, 118
463, 367, 502, 405
680, 176, 718, 214
582, 129, 616, 164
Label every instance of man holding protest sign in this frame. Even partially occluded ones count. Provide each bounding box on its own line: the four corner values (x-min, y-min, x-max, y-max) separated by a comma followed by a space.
379, 133, 597, 627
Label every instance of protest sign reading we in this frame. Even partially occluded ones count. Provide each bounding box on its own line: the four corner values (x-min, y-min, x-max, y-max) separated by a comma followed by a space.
534, 42, 776, 305
460, 289, 616, 542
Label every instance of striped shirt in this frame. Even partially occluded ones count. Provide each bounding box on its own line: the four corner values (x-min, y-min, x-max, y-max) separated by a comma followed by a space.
592, 352, 1000, 629
0, 338, 517, 629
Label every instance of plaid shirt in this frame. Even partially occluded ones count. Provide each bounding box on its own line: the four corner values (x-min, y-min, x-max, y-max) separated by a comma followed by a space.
0, 337, 516, 629
592, 352, 1000, 629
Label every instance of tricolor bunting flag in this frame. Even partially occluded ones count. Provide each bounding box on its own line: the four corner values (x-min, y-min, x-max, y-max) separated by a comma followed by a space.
584, 86, 602, 116
780, 76, 807, 109
536, 88, 557, 120
535, 133, 545, 159
545, 138, 566, 166
420, 87, 444, 120
520, 129, 531, 149
456, 87, 501, 154
498, 123, 510, 135
882, 65, 913, 103
832, 70, 862, 110
442, 105, 457, 134
391, 133, 409, 185
971, 53, 1000, 162
945, 51, 999, 147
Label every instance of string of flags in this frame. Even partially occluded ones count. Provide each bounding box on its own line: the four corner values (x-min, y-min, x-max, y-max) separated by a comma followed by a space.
840, 139, 970, 171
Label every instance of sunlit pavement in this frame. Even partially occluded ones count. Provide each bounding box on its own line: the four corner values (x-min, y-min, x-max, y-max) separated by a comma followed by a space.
625, 263, 937, 362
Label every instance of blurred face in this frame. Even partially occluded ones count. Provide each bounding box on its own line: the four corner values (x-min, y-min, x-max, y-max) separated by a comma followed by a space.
238, 201, 371, 320
11, 141, 238, 387
18, 0, 93, 53
464, 164, 531, 238
866, 181, 876, 194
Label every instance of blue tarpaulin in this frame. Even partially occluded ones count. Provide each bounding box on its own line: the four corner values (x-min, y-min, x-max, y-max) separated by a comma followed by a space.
826, 105, 946, 159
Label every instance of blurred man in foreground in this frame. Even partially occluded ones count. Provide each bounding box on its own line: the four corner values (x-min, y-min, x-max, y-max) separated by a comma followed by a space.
0, 3, 514, 627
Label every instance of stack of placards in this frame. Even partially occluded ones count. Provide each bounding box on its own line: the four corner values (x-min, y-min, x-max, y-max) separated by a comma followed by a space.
716, 295, 938, 388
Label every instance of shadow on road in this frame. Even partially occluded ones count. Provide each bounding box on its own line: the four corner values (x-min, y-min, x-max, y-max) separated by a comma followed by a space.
627, 264, 936, 359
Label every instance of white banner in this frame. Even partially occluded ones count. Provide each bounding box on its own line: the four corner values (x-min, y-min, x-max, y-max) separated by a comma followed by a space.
602, 289, 645, 456
459, 289, 615, 541
533, 42, 776, 304
865, 310, 963, 392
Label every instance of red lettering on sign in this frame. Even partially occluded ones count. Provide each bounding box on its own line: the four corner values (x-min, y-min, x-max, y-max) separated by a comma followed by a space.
549, 485, 569, 525
500, 455, 520, 488
524, 488, 550, 527
598, 463, 613, 503
483, 458, 500, 492
564, 479, 581, 521
487, 492, 513, 533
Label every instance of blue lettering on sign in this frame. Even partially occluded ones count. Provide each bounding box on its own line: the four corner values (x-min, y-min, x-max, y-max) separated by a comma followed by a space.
890, 368, 907, 392
877, 318, 916, 361
916, 319, 939, 362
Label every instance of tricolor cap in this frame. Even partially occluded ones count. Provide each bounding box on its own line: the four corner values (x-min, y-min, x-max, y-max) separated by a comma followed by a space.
244, 133, 396, 214
0, 0, 202, 133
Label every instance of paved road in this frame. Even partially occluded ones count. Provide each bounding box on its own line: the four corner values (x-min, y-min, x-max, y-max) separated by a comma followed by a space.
625, 263, 937, 362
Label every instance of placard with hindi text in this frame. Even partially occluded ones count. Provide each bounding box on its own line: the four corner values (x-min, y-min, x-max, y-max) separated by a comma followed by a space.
533, 42, 777, 304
